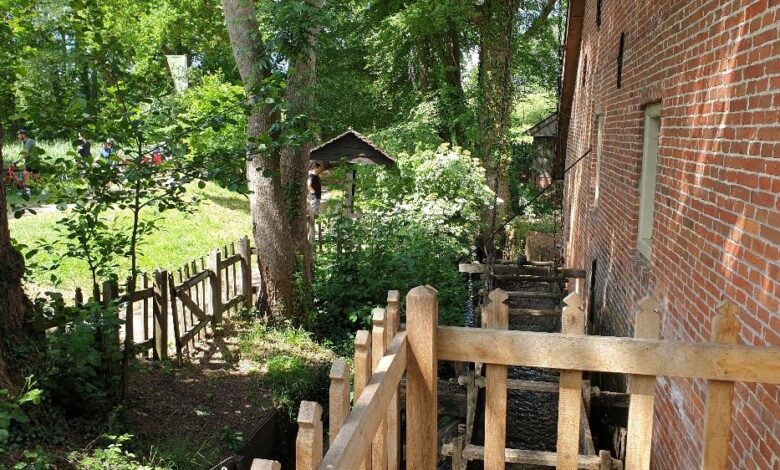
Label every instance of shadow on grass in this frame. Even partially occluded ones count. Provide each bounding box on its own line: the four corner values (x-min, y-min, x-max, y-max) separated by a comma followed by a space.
205, 192, 250, 214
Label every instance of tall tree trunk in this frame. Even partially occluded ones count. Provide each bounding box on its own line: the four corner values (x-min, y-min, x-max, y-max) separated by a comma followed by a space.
434, 25, 466, 145
0, 121, 34, 393
281, 0, 320, 299
476, 0, 520, 254
223, 0, 306, 323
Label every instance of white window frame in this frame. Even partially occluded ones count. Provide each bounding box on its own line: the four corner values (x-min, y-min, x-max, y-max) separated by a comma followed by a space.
637, 103, 662, 259
594, 114, 604, 206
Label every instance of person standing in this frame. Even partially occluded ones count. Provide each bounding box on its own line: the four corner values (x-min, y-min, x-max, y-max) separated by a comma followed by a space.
16, 128, 39, 188
77, 133, 91, 158
307, 162, 323, 243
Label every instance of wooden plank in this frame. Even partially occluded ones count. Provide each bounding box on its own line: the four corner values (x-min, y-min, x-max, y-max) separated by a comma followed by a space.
177, 290, 207, 320
700, 300, 740, 470
219, 253, 242, 270
371, 308, 387, 470
493, 274, 561, 283
503, 290, 567, 300
224, 295, 245, 312
599, 450, 612, 470
509, 308, 560, 317
435, 328, 780, 384
129, 287, 154, 302
319, 333, 407, 470
625, 297, 661, 470
451, 436, 464, 470
405, 286, 439, 470
329, 359, 350, 446
176, 269, 211, 292
580, 399, 596, 456
168, 272, 183, 365
250, 459, 281, 470
557, 292, 585, 470
209, 249, 223, 323
296, 401, 323, 470
179, 317, 212, 345
459, 263, 486, 274
153, 269, 168, 360
385, 291, 401, 470
354, 330, 371, 470
239, 236, 253, 309
440, 444, 621, 469
484, 289, 509, 470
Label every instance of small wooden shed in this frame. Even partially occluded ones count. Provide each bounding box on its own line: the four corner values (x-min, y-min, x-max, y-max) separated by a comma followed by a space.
310, 129, 395, 216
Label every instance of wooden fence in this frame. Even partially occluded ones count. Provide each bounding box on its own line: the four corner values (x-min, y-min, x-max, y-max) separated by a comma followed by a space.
45, 236, 256, 364
252, 286, 780, 470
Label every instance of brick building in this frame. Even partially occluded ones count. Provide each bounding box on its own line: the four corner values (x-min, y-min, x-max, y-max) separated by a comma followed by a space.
559, 0, 780, 468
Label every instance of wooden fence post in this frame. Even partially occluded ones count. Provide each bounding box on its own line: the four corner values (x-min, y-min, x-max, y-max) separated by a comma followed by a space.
74, 288, 83, 307
102, 279, 116, 306
484, 289, 509, 470
209, 249, 223, 324
700, 300, 740, 469
124, 276, 135, 346
556, 292, 586, 470
296, 401, 323, 470
625, 296, 660, 470
329, 359, 350, 445
354, 330, 372, 470
250, 459, 281, 470
238, 236, 253, 309
153, 269, 169, 360
406, 285, 438, 469
371, 308, 387, 470
386, 291, 401, 470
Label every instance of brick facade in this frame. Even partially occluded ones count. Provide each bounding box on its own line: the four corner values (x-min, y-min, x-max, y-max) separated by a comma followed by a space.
562, 0, 780, 468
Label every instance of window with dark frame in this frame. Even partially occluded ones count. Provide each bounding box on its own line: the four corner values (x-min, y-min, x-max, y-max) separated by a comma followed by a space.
617, 32, 625, 89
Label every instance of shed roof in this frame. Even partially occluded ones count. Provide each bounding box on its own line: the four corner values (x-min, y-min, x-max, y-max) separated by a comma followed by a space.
310, 129, 395, 166
526, 112, 558, 138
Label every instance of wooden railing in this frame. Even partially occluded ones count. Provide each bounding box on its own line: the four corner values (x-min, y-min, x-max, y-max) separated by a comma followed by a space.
252, 285, 780, 470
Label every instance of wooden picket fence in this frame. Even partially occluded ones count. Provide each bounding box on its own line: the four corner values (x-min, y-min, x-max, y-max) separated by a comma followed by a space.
251, 286, 780, 470
44, 236, 257, 364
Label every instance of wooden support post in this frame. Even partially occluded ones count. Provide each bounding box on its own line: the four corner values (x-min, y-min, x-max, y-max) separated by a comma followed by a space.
556, 292, 586, 470
371, 308, 387, 470
599, 450, 612, 470
625, 296, 660, 470
250, 459, 281, 470
74, 288, 83, 307
451, 436, 464, 470
354, 330, 372, 470
406, 286, 438, 470
208, 249, 223, 324
329, 359, 350, 445
386, 291, 401, 470
238, 236, 253, 309
700, 300, 740, 470
296, 401, 323, 470
484, 289, 509, 470
102, 279, 115, 306
153, 269, 168, 360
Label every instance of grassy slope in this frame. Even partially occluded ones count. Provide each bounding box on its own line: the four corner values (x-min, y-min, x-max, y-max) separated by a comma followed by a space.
9, 182, 252, 290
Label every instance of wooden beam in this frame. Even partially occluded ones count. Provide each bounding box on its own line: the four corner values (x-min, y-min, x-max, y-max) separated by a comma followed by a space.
353, 330, 371, 470
371, 309, 387, 470
625, 297, 661, 470
484, 289, 509, 470
440, 444, 622, 470
319, 333, 407, 470
406, 286, 439, 470
509, 308, 561, 317
700, 300, 740, 470
329, 359, 350, 445
557, 293, 585, 470
296, 401, 323, 470
436, 328, 780, 384
385, 291, 401, 470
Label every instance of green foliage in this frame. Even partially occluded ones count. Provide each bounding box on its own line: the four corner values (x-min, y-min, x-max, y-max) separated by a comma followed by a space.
0, 378, 42, 447
68, 434, 171, 470
33, 298, 122, 413
238, 322, 332, 417
5, 448, 52, 470
312, 144, 492, 340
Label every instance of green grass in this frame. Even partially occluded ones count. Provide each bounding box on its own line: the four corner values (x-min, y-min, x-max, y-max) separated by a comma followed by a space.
9, 181, 252, 290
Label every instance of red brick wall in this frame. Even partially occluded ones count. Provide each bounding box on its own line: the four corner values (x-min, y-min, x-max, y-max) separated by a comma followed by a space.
562, 0, 780, 467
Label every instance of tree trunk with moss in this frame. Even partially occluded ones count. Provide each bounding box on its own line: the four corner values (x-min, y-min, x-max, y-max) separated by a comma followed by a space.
0, 121, 34, 393
223, 0, 316, 323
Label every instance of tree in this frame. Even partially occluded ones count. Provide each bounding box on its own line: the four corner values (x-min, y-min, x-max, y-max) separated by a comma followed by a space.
223, 0, 320, 323
0, 0, 36, 393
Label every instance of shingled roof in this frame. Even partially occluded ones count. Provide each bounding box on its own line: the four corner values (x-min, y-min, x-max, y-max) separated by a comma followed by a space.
310, 129, 395, 166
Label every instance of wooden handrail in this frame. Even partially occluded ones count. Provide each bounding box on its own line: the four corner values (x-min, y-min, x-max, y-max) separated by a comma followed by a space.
319, 331, 408, 470
437, 327, 780, 383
